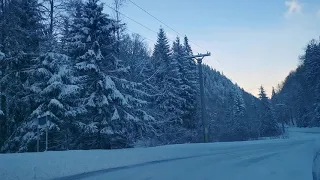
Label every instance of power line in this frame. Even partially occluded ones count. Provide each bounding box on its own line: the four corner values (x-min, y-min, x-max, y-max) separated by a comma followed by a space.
106, 3, 180, 46
125, 29, 157, 44
105, 4, 158, 35
127, 0, 210, 53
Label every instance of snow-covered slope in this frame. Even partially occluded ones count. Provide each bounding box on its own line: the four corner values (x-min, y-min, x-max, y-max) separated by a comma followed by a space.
0, 128, 319, 180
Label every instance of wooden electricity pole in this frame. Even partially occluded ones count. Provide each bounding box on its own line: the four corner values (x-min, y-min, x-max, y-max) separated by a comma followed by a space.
185, 52, 211, 143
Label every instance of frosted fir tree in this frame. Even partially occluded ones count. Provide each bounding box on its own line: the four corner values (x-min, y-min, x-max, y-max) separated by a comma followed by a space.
0, 51, 6, 147
231, 87, 249, 140
182, 36, 198, 90
73, 41, 119, 149
164, 37, 186, 140
74, 41, 153, 149
249, 95, 261, 137
0, 0, 44, 150
148, 29, 183, 144
0, 0, 44, 55
271, 87, 276, 98
183, 36, 193, 56
172, 36, 197, 130
258, 85, 280, 136
173, 37, 199, 141
1, 52, 83, 152
303, 41, 320, 127
66, 0, 87, 58
66, 0, 153, 149
152, 28, 171, 83
232, 88, 246, 121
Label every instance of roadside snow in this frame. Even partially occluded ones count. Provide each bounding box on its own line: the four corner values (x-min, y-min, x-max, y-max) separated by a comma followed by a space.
0, 128, 319, 180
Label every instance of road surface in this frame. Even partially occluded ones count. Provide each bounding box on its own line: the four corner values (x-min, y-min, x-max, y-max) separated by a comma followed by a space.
1, 128, 318, 180
52, 130, 319, 180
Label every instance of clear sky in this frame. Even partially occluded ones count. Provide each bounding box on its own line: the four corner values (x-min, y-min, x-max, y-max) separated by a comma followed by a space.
103, 0, 320, 97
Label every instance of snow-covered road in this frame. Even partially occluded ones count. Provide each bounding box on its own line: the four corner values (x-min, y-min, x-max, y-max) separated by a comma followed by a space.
79, 139, 315, 180
1, 128, 319, 180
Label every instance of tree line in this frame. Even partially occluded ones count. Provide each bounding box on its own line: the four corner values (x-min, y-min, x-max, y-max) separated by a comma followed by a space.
272, 38, 320, 128
0, 0, 281, 153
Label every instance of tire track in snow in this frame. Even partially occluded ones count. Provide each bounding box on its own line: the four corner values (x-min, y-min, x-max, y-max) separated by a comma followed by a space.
49, 141, 308, 180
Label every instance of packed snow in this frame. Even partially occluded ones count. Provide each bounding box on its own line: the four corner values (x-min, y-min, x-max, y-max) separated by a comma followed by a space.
0, 128, 319, 180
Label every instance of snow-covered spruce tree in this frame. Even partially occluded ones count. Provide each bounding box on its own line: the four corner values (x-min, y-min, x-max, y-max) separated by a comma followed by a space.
0, 51, 6, 147
152, 28, 171, 83
231, 87, 249, 140
150, 29, 178, 144
169, 37, 198, 142
258, 85, 280, 137
249, 95, 261, 138
182, 36, 198, 93
150, 29, 191, 144
66, 0, 153, 149
149, 28, 172, 144
162, 37, 190, 143
179, 36, 198, 131
182, 36, 198, 88
1, 52, 83, 152
0, 0, 43, 55
303, 41, 320, 127
66, 0, 86, 58
0, 0, 44, 151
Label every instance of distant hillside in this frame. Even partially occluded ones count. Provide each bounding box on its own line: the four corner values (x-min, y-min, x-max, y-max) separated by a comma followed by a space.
203, 65, 279, 141
272, 39, 320, 127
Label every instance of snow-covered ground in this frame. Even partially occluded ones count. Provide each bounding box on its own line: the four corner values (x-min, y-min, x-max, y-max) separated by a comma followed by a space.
0, 128, 319, 180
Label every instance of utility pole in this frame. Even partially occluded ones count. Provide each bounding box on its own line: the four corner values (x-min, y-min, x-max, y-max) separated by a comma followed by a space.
185, 52, 211, 143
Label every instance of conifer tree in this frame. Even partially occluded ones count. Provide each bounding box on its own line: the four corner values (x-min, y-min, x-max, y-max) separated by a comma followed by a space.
258, 85, 280, 136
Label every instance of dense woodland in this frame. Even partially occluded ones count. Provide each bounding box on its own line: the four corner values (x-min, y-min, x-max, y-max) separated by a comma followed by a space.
272, 39, 320, 128
0, 0, 281, 153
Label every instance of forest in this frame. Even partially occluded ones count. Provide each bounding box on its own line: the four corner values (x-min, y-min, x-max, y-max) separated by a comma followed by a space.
272, 39, 320, 128
0, 0, 282, 153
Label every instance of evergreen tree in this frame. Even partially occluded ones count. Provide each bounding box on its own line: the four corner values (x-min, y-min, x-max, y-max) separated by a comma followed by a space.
303, 40, 320, 126
0, 0, 43, 55
183, 36, 193, 56
258, 85, 280, 136
0, 0, 288, 152
0, 51, 6, 147
172, 37, 198, 131
275, 39, 320, 128
182, 38, 198, 129
182, 36, 198, 87
1, 52, 82, 152
151, 32, 185, 144
66, 0, 152, 149
152, 28, 170, 83
271, 87, 276, 98
232, 87, 248, 140
249, 95, 261, 137
0, 0, 44, 144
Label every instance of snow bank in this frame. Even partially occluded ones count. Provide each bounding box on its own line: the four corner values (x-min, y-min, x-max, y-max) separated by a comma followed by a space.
0, 128, 318, 180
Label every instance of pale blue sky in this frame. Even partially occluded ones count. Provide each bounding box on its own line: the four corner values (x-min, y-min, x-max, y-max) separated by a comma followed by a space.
103, 0, 320, 97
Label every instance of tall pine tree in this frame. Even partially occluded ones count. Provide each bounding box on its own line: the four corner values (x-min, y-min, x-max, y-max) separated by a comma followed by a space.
0, 0, 44, 149
258, 85, 280, 136
66, 0, 153, 149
